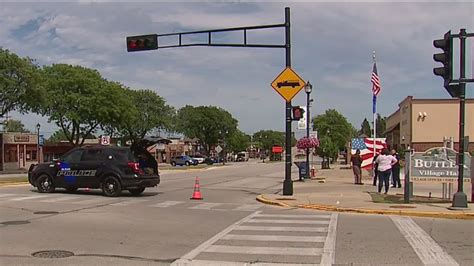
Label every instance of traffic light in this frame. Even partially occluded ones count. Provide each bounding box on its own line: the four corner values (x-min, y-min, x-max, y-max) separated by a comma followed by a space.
126, 34, 158, 52
433, 31, 453, 93
292, 106, 305, 121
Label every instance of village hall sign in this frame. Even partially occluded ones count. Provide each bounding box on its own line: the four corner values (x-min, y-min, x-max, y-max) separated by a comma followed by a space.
410, 147, 471, 182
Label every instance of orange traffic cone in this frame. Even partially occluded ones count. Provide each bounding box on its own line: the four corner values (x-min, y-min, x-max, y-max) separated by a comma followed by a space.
190, 177, 203, 200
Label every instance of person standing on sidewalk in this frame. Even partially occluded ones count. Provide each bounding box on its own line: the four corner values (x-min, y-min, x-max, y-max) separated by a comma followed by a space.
374, 148, 398, 194
351, 149, 363, 185
391, 149, 401, 188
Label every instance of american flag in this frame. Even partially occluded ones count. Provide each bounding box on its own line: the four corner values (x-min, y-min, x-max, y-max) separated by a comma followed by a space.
371, 62, 381, 96
351, 138, 387, 169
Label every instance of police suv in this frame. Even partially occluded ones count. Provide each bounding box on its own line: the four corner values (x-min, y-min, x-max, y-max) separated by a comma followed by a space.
28, 142, 161, 197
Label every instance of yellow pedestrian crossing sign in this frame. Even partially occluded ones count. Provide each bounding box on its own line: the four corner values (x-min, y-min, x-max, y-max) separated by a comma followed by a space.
271, 67, 305, 102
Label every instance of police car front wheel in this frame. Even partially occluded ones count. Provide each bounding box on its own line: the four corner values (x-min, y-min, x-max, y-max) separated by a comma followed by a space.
102, 176, 122, 197
36, 174, 55, 193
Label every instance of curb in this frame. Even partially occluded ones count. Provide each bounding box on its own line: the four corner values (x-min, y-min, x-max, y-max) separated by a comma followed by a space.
256, 195, 291, 208
256, 195, 474, 220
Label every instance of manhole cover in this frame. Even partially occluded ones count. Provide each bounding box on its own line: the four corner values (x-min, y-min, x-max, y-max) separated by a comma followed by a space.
1, 220, 30, 225
34, 211, 59, 215
32, 250, 74, 258
389, 205, 417, 209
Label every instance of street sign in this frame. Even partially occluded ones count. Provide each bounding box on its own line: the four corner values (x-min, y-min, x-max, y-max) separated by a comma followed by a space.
39, 135, 45, 146
271, 67, 305, 102
100, 135, 110, 145
215, 145, 223, 153
297, 106, 307, 130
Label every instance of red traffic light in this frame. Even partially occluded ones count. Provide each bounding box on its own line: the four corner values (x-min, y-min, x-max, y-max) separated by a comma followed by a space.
292, 106, 305, 121
126, 34, 158, 52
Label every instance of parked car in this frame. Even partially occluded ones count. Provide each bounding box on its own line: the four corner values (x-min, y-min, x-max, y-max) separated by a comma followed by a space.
28, 143, 160, 197
170, 155, 198, 166
236, 151, 249, 162
192, 155, 206, 164
203, 157, 214, 165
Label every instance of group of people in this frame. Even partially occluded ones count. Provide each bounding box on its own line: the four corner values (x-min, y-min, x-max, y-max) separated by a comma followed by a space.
351, 148, 400, 194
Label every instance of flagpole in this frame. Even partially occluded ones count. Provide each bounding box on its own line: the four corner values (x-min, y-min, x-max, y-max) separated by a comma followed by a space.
372, 51, 377, 176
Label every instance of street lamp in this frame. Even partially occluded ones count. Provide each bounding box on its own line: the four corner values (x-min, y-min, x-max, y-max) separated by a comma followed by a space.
36, 123, 41, 164
304, 81, 312, 178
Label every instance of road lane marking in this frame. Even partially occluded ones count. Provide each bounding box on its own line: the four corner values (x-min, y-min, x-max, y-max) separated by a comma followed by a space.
233, 204, 262, 211
110, 199, 150, 206
221, 234, 325, 242
149, 201, 185, 208
9, 195, 49, 201
247, 219, 330, 225
205, 245, 322, 256
69, 198, 116, 205
0, 193, 17, 198
256, 214, 331, 219
173, 260, 319, 266
39, 196, 80, 203
320, 213, 338, 266
235, 225, 328, 232
189, 203, 222, 210
391, 216, 459, 266
171, 211, 261, 264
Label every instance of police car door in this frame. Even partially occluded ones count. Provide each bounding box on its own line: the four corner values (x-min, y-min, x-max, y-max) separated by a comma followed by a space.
56, 149, 84, 188
77, 149, 103, 188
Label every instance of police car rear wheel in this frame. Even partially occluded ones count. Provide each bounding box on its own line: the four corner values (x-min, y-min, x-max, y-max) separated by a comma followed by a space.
36, 175, 55, 193
129, 187, 145, 196
102, 176, 121, 197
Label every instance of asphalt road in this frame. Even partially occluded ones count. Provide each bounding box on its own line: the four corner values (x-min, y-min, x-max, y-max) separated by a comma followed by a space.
0, 161, 472, 265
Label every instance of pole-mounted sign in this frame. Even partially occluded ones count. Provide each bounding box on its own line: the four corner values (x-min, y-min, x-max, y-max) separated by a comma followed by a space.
271, 67, 305, 102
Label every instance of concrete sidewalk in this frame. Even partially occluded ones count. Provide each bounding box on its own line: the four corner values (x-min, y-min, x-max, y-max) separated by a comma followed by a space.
257, 164, 474, 220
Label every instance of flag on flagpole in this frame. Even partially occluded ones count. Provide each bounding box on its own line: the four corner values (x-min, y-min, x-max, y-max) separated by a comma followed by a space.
371, 62, 381, 96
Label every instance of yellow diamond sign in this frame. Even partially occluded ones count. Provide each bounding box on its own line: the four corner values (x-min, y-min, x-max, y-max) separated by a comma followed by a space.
271, 67, 305, 102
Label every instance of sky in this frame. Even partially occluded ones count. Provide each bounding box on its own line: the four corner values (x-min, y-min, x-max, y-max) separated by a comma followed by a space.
1, 0, 473, 138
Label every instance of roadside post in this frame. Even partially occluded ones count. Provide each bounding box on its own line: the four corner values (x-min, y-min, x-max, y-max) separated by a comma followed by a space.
404, 149, 412, 203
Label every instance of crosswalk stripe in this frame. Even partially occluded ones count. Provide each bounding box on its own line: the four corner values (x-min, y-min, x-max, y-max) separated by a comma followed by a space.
190, 203, 222, 210
221, 234, 325, 242
233, 204, 262, 211
40, 196, 79, 203
205, 245, 322, 256
149, 201, 185, 208
320, 213, 338, 266
235, 225, 328, 232
256, 214, 331, 219
248, 219, 330, 225
9, 195, 49, 201
391, 216, 459, 266
110, 199, 150, 206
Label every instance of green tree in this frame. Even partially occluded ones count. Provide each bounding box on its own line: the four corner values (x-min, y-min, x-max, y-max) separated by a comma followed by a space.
359, 118, 372, 137
312, 109, 353, 159
120, 89, 175, 144
3, 119, 29, 132
227, 130, 251, 153
175, 105, 238, 154
47, 129, 69, 143
375, 114, 386, 137
317, 135, 339, 163
39, 64, 128, 146
0, 49, 42, 117
252, 130, 286, 152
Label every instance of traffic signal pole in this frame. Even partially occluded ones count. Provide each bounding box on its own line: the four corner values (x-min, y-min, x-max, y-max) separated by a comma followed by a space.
127, 7, 296, 195
283, 7, 293, 195
452, 28, 468, 208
